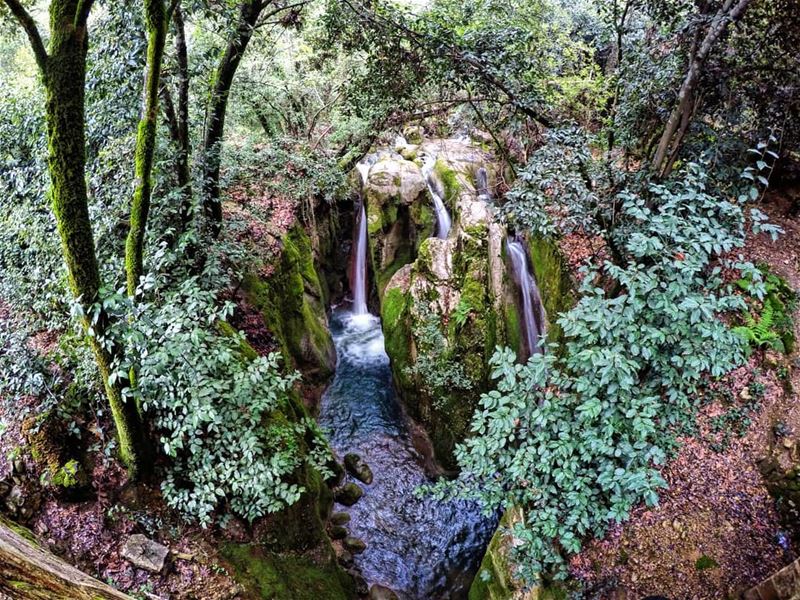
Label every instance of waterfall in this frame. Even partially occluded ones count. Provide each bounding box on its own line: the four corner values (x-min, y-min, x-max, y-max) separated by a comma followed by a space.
352, 162, 371, 315
476, 167, 490, 202
421, 154, 452, 240
506, 237, 546, 357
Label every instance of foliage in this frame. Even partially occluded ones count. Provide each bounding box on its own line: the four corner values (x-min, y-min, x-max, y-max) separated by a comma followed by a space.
435, 163, 764, 581
99, 235, 333, 526
405, 304, 473, 410
733, 266, 796, 354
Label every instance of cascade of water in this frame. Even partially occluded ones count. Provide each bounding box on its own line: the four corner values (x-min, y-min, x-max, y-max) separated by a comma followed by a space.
476, 167, 490, 202
421, 154, 452, 240
506, 237, 547, 357
352, 162, 371, 315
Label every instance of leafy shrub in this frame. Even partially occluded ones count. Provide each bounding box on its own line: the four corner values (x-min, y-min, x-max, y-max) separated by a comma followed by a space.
434, 163, 769, 581
404, 304, 473, 409
100, 237, 333, 527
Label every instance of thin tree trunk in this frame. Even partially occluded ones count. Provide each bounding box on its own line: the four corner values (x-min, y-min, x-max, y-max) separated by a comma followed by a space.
201, 0, 264, 234
126, 0, 168, 296
651, 0, 754, 177
3, 0, 151, 479
173, 1, 192, 224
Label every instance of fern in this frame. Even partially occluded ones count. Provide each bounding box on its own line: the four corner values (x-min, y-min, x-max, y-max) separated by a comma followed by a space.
733, 296, 784, 351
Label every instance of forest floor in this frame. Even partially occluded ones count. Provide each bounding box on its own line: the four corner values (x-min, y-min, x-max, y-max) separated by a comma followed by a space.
573, 189, 800, 599
0, 183, 297, 599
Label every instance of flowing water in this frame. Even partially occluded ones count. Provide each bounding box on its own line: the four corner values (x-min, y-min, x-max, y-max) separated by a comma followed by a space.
351, 161, 372, 315
421, 154, 452, 240
506, 238, 547, 357
319, 310, 495, 599
476, 167, 490, 202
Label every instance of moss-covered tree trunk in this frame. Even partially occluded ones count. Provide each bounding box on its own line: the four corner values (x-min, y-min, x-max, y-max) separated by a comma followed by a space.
126, 0, 168, 295
201, 0, 264, 234
2, 0, 151, 478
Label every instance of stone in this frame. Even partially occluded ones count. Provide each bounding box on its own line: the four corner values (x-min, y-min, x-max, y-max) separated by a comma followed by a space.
343, 536, 367, 554
366, 159, 427, 207
6, 485, 25, 511
348, 570, 369, 595
337, 550, 354, 568
12, 457, 25, 475
334, 482, 364, 506
330, 511, 351, 526
369, 584, 400, 600
329, 525, 348, 540
402, 125, 425, 144
121, 534, 169, 572
344, 453, 374, 485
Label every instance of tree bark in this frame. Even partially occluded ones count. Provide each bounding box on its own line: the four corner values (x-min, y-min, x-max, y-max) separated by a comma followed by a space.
164, 1, 193, 225
651, 0, 754, 177
3, 0, 151, 478
0, 517, 134, 599
126, 0, 169, 296
201, 0, 264, 234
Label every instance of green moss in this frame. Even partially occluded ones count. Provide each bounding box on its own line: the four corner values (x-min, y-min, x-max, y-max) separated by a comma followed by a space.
222, 544, 354, 600
434, 159, 460, 207
1, 516, 40, 545
242, 226, 335, 382
526, 236, 575, 346
218, 321, 259, 361
695, 555, 719, 570
381, 287, 413, 392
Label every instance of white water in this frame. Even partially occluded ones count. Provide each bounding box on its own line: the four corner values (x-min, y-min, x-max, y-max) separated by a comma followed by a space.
421, 154, 452, 240
352, 161, 371, 315
476, 167, 490, 202
507, 238, 547, 357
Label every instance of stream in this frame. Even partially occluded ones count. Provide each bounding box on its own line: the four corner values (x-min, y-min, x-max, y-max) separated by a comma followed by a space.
318, 309, 495, 599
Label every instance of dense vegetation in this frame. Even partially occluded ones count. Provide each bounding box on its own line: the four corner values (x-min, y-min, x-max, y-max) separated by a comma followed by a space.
1, 0, 799, 597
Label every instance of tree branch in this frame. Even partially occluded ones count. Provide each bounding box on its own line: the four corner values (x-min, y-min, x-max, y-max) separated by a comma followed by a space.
75, 0, 96, 27
2, 0, 48, 71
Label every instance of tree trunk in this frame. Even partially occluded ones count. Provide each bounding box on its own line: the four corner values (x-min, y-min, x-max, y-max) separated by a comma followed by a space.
167, 1, 193, 225
0, 517, 133, 599
651, 0, 754, 177
126, 0, 168, 296
201, 0, 263, 234
1, 0, 153, 478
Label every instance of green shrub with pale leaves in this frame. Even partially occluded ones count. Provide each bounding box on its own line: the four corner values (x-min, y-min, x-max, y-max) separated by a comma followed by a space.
434, 162, 778, 582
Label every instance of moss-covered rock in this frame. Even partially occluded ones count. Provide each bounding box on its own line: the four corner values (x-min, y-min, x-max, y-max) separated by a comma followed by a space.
222, 543, 355, 600
242, 225, 336, 385
21, 412, 90, 499
368, 139, 515, 469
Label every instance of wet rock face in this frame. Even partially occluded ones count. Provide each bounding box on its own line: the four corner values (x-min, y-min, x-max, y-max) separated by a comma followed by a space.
362, 136, 514, 469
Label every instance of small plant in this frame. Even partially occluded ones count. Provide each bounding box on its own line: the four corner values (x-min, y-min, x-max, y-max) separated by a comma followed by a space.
773, 420, 790, 438
695, 555, 719, 570
733, 267, 796, 354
